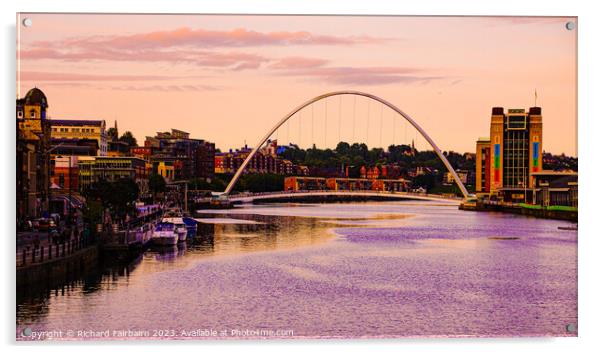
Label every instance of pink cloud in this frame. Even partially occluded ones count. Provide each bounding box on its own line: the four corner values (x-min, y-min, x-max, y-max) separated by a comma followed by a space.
268, 57, 330, 69
111, 84, 223, 92
52, 27, 388, 50
21, 47, 269, 71
21, 27, 388, 71
19, 71, 173, 81
272, 65, 443, 86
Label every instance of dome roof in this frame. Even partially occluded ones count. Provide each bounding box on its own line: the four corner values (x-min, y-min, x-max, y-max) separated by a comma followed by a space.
24, 87, 48, 107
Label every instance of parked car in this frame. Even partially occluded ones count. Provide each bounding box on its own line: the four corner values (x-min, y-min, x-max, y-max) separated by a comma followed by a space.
36, 218, 57, 232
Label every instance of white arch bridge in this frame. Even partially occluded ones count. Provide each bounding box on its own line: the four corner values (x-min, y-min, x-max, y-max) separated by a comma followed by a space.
222, 91, 472, 200
228, 190, 462, 204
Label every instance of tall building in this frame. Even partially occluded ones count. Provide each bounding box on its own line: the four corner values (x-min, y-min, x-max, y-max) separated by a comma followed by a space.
476, 106, 543, 201
16, 88, 51, 221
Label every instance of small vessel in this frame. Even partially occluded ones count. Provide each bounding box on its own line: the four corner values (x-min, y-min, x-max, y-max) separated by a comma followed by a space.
163, 217, 188, 242
182, 217, 198, 237
558, 225, 578, 231
152, 222, 178, 246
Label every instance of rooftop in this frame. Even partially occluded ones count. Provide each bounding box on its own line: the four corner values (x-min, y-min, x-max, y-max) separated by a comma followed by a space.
51, 119, 105, 127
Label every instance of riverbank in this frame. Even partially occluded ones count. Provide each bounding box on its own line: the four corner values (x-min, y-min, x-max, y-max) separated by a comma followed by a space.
460, 201, 578, 222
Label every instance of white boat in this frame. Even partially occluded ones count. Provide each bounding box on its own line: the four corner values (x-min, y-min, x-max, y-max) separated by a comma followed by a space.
152, 222, 178, 246
162, 217, 188, 242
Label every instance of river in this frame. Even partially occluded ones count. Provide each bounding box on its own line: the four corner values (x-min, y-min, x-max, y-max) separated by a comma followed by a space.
16, 200, 577, 339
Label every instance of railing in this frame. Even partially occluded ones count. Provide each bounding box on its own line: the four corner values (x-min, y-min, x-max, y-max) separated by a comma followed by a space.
229, 189, 462, 200
16, 234, 97, 268
103, 228, 153, 246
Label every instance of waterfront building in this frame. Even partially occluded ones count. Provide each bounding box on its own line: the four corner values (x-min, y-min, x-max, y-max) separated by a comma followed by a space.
145, 129, 215, 180
16, 88, 52, 221
444, 170, 469, 185
476, 106, 543, 202
78, 156, 148, 193
51, 119, 108, 156
284, 176, 407, 193
214, 140, 297, 176
530, 171, 577, 208
475, 137, 491, 193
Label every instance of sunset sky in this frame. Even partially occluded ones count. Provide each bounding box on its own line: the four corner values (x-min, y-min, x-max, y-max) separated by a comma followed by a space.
17, 14, 577, 155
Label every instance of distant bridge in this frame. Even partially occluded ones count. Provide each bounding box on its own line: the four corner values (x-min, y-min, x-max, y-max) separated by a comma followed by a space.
227, 190, 462, 204
223, 91, 472, 199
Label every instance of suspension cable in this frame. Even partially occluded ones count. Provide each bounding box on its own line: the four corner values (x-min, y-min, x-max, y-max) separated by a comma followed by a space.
338, 95, 342, 145
324, 97, 328, 148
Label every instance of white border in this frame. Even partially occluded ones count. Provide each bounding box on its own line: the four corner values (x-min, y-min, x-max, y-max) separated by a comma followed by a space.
2, 1, 600, 353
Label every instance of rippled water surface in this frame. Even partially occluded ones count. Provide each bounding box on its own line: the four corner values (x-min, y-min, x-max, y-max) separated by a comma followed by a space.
17, 201, 577, 339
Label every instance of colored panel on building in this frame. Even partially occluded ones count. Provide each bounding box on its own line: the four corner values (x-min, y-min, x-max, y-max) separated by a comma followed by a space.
493, 144, 500, 168
493, 144, 500, 182
532, 142, 540, 172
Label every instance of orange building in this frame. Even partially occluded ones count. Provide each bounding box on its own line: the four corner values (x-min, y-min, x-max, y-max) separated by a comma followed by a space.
285, 176, 407, 193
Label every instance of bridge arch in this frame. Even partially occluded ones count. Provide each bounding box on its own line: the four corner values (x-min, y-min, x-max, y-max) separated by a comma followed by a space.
224, 91, 470, 198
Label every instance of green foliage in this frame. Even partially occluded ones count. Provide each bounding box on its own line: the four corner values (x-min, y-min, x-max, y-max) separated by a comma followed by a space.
118, 131, 138, 147
413, 174, 437, 190
237, 174, 284, 193
188, 177, 228, 191
83, 199, 103, 225
107, 127, 118, 140
148, 173, 166, 195
281, 141, 472, 171
83, 178, 140, 219
187, 174, 284, 193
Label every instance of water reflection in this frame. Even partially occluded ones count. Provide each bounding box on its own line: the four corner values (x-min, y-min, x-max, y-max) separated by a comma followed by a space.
16, 202, 577, 338
17, 211, 337, 324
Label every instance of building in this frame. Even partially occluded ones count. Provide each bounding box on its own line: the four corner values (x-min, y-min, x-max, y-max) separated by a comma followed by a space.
475, 137, 491, 193
476, 106, 543, 201
531, 171, 578, 208
51, 119, 108, 156
214, 140, 297, 176
284, 176, 407, 193
145, 129, 215, 180
16, 88, 52, 221
444, 170, 469, 185
108, 140, 131, 157
78, 156, 148, 193
51, 156, 79, 191
152, 159, 177, 182
49, 137, 100, 157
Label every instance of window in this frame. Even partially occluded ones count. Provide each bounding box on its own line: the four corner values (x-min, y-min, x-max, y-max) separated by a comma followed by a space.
29, 110, 36, 118
17, 111, 23, 118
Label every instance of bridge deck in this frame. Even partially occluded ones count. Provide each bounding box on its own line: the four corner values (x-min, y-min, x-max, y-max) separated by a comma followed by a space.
227, 190, 462, 203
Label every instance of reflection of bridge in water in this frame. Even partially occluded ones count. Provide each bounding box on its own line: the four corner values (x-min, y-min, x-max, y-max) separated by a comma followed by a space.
228, 190, 462, 204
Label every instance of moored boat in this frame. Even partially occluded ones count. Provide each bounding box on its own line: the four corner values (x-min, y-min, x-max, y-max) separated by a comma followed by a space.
182, 217, 198, 237
163, 217, 188, 242
152, 222, 178, 246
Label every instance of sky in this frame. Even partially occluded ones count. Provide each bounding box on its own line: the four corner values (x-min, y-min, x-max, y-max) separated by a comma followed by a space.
17, 14, 577, 156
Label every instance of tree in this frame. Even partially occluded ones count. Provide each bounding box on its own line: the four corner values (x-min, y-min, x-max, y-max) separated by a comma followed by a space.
83, 178, 140, 221
119, 131, 138, 147
148, 173, 166, 199
107, 127, 118, 141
